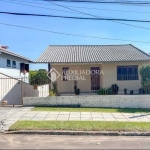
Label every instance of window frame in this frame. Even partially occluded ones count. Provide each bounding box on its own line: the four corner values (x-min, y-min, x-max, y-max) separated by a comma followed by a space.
7, 59, 11, 67
12, 61, 16, 68
117, 65, 139, 81
62, 67, 69, 81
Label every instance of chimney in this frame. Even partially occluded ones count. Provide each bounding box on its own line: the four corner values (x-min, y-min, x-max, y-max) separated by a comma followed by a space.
0, 46, 9, 49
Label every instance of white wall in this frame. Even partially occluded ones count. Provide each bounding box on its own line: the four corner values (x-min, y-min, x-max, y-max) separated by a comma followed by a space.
52, 62, 145, 94
0, 53, 29, 78
0, 73, 22, 105
22, 84, 49, 98
38, 85, 49, 97
23, 95, 150, 109
0, 73, 49, 105
101, 62, 144, 94
52, 64, 102, 93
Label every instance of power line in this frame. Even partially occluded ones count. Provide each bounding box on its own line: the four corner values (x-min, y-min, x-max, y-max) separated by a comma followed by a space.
0, 22, 150, 44
61, 5, 150, 14
2, 0, 46, 4
44, 0, 150, 5
2, 0, 150, 30
15, 0, 150, 5
3, 0, 150, 14
4, 0, 150, 7
45, 0, 150, 5
1, 0, 80, 14
45, 0, 150, 30
3, 0, 150, 18
1, 11, 150, 23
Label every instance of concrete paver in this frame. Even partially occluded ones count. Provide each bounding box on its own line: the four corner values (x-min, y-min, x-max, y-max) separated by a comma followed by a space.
32, 118, 45, 121
1, 107, 150, 132
59, 112, 70, 115
93, 118, 105, 121
46, 115, 58, 117
69, 118, 81, 121
48, 112, 59, 114
0, 107, 32, 132
81, 118, 93, 121
57, 118, 69, 121
45, 118, 57, 120
20, 117, 33, 120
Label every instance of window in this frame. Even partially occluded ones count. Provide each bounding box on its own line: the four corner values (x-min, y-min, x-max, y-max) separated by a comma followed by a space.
117, 66, 138, 80
62, 67, 69, 81
7, 59, 11, 67
12, 61, 16, 68
20, 63, 29, 73
25, 64, 29, 72
20, 63, 25, 72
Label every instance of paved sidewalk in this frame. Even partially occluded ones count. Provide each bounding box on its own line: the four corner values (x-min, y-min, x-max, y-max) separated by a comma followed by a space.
0, 107, 32, 132
20, 111, 150, 122
1, 107, 150, 132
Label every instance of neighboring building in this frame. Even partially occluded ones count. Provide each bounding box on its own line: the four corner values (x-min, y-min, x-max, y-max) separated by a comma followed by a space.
0, 46, 32, 78
36, 44, 150, 94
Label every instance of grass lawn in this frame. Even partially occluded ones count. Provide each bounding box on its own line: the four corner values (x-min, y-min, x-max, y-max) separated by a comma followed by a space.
9, 121, 150, 132
33, 107, 150, 113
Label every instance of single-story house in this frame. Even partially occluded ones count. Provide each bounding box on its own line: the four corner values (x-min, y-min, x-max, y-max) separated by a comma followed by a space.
36, 44, 150, 94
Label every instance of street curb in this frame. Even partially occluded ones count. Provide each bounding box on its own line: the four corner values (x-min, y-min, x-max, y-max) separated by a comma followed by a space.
4, 130, 150, 136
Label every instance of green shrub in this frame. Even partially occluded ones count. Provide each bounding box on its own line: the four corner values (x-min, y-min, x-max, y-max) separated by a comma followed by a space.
49, 89, 57, 96
49, 81, 58, 96
97, 88, 113, 95
139, 64, 150, 94
29, 69, 48, 85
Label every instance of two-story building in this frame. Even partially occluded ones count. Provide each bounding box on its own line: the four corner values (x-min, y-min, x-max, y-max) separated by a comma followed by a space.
0, 46, 32, 78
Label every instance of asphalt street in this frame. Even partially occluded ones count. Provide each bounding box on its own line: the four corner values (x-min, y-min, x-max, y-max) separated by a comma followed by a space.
0, 134, 150, 149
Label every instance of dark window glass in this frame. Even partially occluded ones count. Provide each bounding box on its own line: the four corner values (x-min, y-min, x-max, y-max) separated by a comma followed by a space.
25, 64, 29, 72
128, 68, 132, 74
12, 61, 16, 68
117, 66, 138, 81
20, 63, 29, 73
117, 68, 121, 74
7, 59, 11, 67
122, 68, 127, 74
20, 63, 25, 72
127, 68, 131, 80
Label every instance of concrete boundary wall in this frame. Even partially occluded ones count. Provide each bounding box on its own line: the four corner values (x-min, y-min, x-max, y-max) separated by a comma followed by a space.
23, 95, 150, 108
0, 73, 49, 105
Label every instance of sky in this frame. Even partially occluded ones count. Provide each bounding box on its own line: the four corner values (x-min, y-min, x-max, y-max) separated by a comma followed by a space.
0, 0, 150, 70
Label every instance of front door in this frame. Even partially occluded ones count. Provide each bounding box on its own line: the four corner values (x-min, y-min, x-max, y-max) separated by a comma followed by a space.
91, 67, 100, 90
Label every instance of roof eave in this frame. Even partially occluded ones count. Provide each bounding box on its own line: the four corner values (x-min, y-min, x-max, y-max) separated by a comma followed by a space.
1, 52, 34, 63
35, 60, 150, 64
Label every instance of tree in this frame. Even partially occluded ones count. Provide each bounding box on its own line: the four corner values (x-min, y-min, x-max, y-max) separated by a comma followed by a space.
139, 64, 150, 94
29, 69, 48, 85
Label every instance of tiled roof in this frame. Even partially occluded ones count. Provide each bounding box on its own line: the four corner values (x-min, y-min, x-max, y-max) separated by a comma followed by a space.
36, 44, 150, 63
0, 47, 33, 62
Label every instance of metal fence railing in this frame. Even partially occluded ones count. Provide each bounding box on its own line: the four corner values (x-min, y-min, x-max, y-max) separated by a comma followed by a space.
56, 74, 149, 96
0, 74, 150, 103
24, 74, 150, 96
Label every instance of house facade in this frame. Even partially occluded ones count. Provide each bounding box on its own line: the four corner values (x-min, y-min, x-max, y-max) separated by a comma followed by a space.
0, 46, 32, 78
36, 44, 150, 95
0, 46, 33, 105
